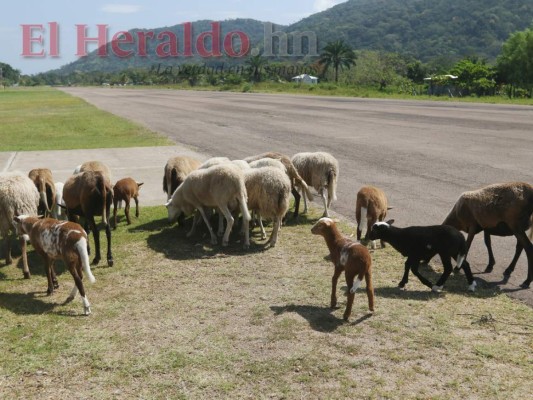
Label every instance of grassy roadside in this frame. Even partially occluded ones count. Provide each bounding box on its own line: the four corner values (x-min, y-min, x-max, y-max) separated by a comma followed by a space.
0, 87, 172, 151
0, 206, 531, 399
126, 82, 533, 106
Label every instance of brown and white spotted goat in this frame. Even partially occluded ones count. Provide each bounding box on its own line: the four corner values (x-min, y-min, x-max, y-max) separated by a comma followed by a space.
311, 217, 374, 321
13, 215, 96, 315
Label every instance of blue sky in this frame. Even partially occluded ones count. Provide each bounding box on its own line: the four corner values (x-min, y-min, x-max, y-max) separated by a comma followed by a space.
0, 0, 346, 74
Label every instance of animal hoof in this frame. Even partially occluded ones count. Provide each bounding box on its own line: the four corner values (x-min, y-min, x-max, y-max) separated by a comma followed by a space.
23, 272, 31, 279
432, 285, 443, 293
92, 258, 101, 266
65, 296, 74, 304
503, 269, 513, 278
453, 267, 461, 274
343, 315, 350, 322
107, 259, 114, 267
468, 281, 477, 292
520, 280, 531, 289
84, 306, 92, 316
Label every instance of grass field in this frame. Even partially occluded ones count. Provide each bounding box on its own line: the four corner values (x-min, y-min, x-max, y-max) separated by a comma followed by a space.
0, 87, 172, 151
0, 206, 531, 399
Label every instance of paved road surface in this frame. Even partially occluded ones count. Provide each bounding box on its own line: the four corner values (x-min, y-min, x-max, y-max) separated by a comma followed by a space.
53, 88, 533, 304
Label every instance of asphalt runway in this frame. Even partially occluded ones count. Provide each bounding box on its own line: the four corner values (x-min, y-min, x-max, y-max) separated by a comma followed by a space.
60, 87, 533, 304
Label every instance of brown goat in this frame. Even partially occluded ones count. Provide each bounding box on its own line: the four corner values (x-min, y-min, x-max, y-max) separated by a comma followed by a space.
443, 182, 533, 288
113, 178, 143, 228
28, 168, 56, 218
163, 156, 201, 200
63, 170, 114, 267
311, 217, 374, 321
356, 185, 392, 249
244, 152, 313, 218
13, 215, 96, 315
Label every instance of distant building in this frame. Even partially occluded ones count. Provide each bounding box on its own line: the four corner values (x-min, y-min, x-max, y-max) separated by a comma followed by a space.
291, 74, 319, 84
424, 75, 460, 96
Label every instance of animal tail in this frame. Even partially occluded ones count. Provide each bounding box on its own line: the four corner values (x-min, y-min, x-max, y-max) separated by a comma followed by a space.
98, 176, 108, 226
327, 168, 337, 202
286, 162, 313, 200
360, 206, 368, 235
39, 177, 51, 213
238, 189, 251, 222
76, 237, 96, 283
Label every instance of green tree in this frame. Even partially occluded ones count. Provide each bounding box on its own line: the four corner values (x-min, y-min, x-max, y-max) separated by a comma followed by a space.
245, 54, 268, 82
450, 57, 496, 96
319, 40, 357, 83
0, 62, 20, 86
497, 28, 533, 97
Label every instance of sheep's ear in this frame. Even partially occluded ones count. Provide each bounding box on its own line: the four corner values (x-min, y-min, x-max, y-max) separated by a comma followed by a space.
37, 215, 45, 219
387, 207, 394, 211
13, 216, 21, 224
386, 219, 395, 225
137, 182, 144, 187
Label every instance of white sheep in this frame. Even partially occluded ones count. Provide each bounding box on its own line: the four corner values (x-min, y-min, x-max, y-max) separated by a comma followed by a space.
0, 172, 39, 278
166, 163, 251, 248
244, 152, 313, 218
443, 182, 533, 288
244, 166, 291, 247
291, 151, 339, 217
249, 158, 287, 172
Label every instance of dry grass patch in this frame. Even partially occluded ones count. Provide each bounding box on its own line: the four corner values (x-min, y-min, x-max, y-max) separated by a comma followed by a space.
0, 207, 532, 399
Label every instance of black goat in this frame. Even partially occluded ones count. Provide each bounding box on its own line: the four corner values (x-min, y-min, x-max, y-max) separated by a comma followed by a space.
368, 220, 476, 292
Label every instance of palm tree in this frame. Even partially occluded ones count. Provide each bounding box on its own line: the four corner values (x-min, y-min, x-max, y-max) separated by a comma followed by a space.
319, 40, 357, 83
245, 53, 268, 82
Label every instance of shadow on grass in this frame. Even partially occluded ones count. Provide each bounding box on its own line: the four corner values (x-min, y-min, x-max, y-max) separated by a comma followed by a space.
270, 304, 373, 333
132, 213, 321, 261
0, 291, 57, 315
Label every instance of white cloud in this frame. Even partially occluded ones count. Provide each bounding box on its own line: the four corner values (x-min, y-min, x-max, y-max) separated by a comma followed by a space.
313, 0, 346, 12
101, 4, 141, 14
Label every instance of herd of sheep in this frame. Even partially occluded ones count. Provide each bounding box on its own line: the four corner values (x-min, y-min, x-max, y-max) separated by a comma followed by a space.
0, 150, 532, 318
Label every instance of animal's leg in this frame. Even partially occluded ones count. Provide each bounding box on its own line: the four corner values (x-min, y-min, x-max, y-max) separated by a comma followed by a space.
302, 188, 308, 214
513, 230, 533, 288
125, 199, 132, 225
432, 255, 454, 292
398, 259, 412, 289
218, 205, 235, 247
68, 264, 91, 315
134, 196, 139, 218
483, 231, 496, 273
89, 217, 101, 266
258, 215, 267, 240
217, 211, 224, 237
267, 217, 281, 247
410, 260, 434, 289
197, 206, 218, 245
186, 212, 200, 238
45, 256, 55, 295
291, 187, 301, 218
503, 240, 524, 277
365, 271, 375, 313
112, 196, 118, 230
459, 257, 477, 291
344, 268, 356, 321
51, 262, 59, 289
331, 266, 343, 309
19, 236, 30, 279
5, 235, 12, 265
105, 223, 113, 267
84, 221, 91, 256
320, 189, 328, 218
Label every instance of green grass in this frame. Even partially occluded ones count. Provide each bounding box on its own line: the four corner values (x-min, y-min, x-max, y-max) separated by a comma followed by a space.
0, 206, 532, 399
130, 82, 533, 105
0, 87, 172, 151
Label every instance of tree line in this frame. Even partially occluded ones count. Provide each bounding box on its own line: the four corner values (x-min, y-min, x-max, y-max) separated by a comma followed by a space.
3, 27, 533, 98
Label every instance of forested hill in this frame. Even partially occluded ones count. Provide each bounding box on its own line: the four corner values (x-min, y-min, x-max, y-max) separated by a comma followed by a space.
52, 0, 533, 74
289, 0, 533, 61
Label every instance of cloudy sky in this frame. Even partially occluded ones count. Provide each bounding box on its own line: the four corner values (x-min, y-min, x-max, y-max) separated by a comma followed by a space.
0, 0, 346, 74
